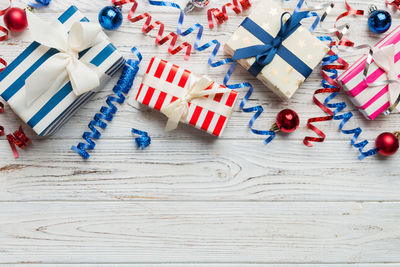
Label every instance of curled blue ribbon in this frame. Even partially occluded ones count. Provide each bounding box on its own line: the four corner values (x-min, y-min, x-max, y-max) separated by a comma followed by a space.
28, 0, 51, 9
72, 47, 142, 159
132, 128, 151, 149
311, 36, 377, 160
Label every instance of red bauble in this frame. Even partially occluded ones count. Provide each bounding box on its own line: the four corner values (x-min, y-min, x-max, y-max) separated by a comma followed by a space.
4, 7, 28, 33
375, 132, 399, 156
276, 109, 300, 133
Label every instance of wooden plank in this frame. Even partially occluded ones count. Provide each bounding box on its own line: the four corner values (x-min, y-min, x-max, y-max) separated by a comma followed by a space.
1, 201, 400, 263
6, 265, 400, 267
0, 139, 399, 201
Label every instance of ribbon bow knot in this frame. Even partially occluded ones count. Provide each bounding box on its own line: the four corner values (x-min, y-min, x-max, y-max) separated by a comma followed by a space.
161, 75, 229, 131
370, 44, 400, 113
232, 11, 310, 76
25, 11, 107, 106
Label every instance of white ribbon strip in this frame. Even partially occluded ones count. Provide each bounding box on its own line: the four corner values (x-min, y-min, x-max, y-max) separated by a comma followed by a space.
142, 73, 233, 132
24, 11, 106, 106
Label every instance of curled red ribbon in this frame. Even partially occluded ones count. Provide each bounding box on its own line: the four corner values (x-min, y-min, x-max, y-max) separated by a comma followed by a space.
207, 0, 251, 29
113, 0, 192, 59
386, 0, 400, 9
0, 0, 10, 71
128, 12, 192, 60
303, 0, 363, 145
303, 49, 349, 146
6, 126, 31, 159
334, 0, 364, 47
0, 102, 4, 136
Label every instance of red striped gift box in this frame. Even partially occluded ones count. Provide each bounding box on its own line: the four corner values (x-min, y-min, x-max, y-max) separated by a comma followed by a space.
135, 57, 238, 136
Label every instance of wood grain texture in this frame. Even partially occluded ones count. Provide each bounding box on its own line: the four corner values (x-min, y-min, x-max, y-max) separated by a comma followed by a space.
0, 0, 399, 265
1, 202, 400, 264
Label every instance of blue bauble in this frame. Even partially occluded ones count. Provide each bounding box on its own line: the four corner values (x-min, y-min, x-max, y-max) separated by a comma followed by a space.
98, 6, 123, 31
368, 10, 392, 34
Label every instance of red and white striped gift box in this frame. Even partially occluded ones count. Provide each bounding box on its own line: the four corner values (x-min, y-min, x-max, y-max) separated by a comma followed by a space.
135, 57, 238, 137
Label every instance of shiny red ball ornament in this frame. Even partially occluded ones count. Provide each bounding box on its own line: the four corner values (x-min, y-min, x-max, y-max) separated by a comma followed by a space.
275, 109, 300, 133
4, 7, 28, 33
375, 132, 399, 156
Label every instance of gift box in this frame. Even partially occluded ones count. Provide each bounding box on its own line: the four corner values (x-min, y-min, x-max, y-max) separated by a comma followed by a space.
338, 25, 400, 120
0, 6, 125, 136
224, 0, 328, 100
135, 57, 238, 136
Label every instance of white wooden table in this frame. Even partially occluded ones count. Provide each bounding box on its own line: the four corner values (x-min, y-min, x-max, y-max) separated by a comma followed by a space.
1, 0, 400, 265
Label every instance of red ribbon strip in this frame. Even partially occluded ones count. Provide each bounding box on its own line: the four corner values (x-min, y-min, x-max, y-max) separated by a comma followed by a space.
112, 0, 138, 13
113, 0, 192, 59
334, 0, 364, 47
6, 126, 31, 159
0, 0, 10, 72
303, 0, 363, 145
303, 49, 349, 146
0, 102, 4, 136
128, 12, 192, 60
207, 0, 251, 29
386, 0, 400, 9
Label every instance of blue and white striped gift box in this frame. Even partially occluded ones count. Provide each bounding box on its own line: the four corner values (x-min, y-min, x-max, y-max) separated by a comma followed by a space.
0, 6, 125, 136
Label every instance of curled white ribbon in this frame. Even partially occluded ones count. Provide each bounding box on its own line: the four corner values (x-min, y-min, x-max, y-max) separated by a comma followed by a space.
25, 11, 106, 106
366, 44, 400, 113
161, 76, 230, 131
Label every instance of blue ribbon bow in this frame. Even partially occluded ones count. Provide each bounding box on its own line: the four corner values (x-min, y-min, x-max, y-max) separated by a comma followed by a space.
232, 11, 312, 77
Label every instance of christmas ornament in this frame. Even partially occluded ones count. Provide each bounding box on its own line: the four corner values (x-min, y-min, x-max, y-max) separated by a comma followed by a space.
3, 7, 28, 32
99, 5, 123, 30
98, 0, 137, 31
375, 132, 399, 156
2, 0, 51, 33
368, 5, 391, 34
275, 109, 300, 133
184, 0, 210, 14
72, 48, 143, 159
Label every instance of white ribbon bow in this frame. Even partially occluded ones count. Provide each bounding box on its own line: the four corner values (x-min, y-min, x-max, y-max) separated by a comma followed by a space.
25, 11, 106, 106
161, 76, 229, 131
371, 44, 400, 112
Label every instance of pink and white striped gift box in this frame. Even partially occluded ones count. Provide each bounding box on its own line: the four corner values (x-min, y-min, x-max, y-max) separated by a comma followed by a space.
135, 57, 238, 136
338, 25, 400, 120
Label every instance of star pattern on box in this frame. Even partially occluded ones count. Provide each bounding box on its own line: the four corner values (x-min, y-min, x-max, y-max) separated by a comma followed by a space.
270, 69, 278, 76
242, 37, 251, 46
286, 66, 294, 74
269, 8, 277, 16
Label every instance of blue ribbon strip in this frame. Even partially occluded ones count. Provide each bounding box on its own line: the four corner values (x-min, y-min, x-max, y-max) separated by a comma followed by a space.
28, 0, 51, 9
314, 36, 377, 160
72, 47, 144, 159
232, 13, 313, 77
131, 128, 151, 149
